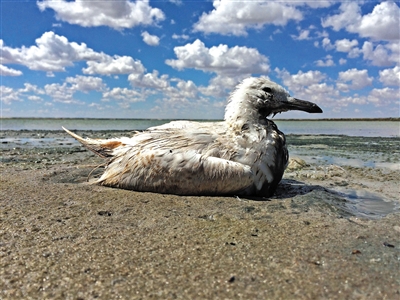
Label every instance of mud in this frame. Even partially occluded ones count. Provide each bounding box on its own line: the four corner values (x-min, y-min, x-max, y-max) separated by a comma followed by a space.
1, 130, 399, 299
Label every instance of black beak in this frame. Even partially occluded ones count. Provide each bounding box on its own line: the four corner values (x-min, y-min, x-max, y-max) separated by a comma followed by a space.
286, 97, 323, 113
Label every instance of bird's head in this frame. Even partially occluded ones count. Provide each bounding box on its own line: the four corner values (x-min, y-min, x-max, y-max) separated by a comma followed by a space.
225, 77, 323, 123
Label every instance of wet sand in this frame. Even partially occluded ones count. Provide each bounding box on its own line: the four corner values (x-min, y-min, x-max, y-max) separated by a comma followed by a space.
1, 130, 399, 299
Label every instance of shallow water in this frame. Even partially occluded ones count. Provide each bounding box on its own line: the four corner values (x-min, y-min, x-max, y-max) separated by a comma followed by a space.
332, 187, 399, 219
1, 118, 399, 137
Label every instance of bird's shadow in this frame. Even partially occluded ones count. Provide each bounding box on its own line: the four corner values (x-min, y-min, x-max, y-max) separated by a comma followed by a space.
239, 178, 327, 202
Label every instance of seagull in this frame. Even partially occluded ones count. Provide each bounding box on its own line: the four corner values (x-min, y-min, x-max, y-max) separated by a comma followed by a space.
63, 77, 322, 197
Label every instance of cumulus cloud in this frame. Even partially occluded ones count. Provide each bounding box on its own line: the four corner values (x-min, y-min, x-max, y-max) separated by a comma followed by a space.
293, 29, 310, 40
199, 74, 248, 98
172, 34, 189, 40
1, 31, 102, 72
368, 87, 400, 106
1, 83, 46, 104
321, 37, 334, 50
83, 55, 145, 75
361, 41, 399, 66
315, 55, 335, 67
337, 69, 373, 91
320, 37, 398, 66
165, 39, 269, 76
322, 1, 400, 41
1, 31, 147, 76
275, 68, 337, 107
37, 0, 165, 30
379, 66, 400, 86
44, 75, 106, 103
19, 83, 45, 95
141, 31, 160, 46
0, 64, 22, 76
128, 71, 170, 89
102, 88, 144, 108
65, 75, 106, 93
335, 39, 358, 53
1, 86, 21, 104
28, 95, 43, 102
276, 68, 326, 88
322, 37, 360, 58
193, 0, 303, 36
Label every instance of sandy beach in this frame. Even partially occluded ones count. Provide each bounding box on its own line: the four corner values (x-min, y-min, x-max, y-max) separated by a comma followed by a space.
1, 130, 399, 299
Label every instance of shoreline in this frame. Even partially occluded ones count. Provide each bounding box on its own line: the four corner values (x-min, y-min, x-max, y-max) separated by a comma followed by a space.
1, 131, 399, 298
2, 117, 400, 121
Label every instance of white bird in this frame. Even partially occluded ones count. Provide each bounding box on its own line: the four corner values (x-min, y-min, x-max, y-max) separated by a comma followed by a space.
63, 77, 322, 197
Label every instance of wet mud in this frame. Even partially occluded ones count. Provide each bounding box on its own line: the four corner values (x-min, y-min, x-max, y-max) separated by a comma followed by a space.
1, 130, 399, 299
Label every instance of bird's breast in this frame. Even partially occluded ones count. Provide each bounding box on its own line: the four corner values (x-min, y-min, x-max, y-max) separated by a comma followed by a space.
233, 121, 288, 196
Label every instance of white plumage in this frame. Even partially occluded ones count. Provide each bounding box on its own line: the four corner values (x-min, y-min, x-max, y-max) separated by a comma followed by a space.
64, 77, 322, 197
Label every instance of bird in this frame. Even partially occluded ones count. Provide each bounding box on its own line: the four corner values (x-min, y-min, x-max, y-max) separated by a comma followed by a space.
63, 77, 322, 197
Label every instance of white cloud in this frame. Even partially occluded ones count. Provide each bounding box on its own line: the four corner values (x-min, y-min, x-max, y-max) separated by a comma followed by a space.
300, 1, 336, 9
172, 34, 189, 40
315, 55, 335, 67
44, 75, 105, 103
379, 66, 400, 86
19, 83, 44, 95
102, 87, 144, 107
65, 75, 106, 93
321, 37, 334, 50
322, 1, 400, 41
28, 95, 43, 102
37, 0, 165, 30
361, 41, 398, 67
322, 2, 360, 32
368, 87, 400, 106
0, 86, 21, 104
1, 31, 147, 76
128, 71, 170, 89
339, 95, 367, 106
337, 69, 373, 91
174, 79, 198, 99
356, 1, 400, 41
169, 0, 183, 6
165, 39, 269, 76
199, 74, 247, 98
1, 31, 102, 72
292, 29, 310, 40
43, 83, 75, 103
275, 68, 337, 107
0, 64, 22, 76
83, 55, 145, 75
276, 68, 326, 88
1, 83, 46, 104
141, 31, 160, 46
335, 39, 358, 52
193, 0, 303, 36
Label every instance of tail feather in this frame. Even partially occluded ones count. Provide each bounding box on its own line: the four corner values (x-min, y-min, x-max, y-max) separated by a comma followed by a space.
62, 127, 122, 158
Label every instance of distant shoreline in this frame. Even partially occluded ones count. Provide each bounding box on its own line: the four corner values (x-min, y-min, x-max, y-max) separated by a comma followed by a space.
1, 117, 399, 122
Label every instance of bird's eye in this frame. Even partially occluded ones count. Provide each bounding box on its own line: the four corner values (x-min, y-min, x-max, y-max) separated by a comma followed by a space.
262, 87, 272, 93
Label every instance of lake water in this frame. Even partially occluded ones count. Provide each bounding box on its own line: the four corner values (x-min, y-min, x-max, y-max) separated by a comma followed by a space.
1, 118, 399, 137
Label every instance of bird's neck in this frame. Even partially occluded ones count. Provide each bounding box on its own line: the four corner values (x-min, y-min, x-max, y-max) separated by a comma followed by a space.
224, 92, 267, 129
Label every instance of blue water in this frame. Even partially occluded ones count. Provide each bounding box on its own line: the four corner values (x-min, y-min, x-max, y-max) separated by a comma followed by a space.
1, 118, 399, 137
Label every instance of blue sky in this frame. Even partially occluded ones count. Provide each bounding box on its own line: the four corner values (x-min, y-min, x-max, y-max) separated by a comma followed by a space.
1, 0, 399, 119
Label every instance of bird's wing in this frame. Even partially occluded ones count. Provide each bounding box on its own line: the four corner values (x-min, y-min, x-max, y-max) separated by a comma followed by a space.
98, 148, 253, 195
64, 123, 252, 195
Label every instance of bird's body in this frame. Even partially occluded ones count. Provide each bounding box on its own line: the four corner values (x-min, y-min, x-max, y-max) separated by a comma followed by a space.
64, 77, 322, 197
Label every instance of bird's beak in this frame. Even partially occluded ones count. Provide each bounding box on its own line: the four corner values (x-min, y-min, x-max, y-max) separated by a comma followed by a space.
285, 97, 323, 113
